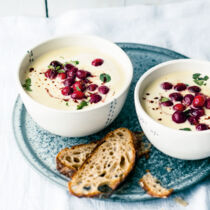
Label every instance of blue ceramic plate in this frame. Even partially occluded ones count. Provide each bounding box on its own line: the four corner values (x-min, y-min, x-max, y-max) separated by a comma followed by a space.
12, 43, 210, 201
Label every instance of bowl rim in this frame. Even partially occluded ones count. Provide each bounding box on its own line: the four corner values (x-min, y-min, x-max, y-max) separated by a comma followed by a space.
17, 34, 133, 113
134, 58, 210, 134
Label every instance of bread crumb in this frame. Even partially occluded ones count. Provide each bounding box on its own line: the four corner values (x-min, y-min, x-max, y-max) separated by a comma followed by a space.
166, 167, 172, 172
174, 196, 188, 207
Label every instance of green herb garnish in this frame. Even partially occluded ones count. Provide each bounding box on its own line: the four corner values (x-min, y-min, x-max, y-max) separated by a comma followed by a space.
56, 66, 61, 70
193, 73, 209, 86
100, 73, 111, 83
160, 97, 169, 103
22, 78, 32, 91
77, 101, 88, 110
57, 69, 65, 73
70, 60, 79, 65
180, 128, 191, 131
76, 87, 81, 91
48, 65, 54, 69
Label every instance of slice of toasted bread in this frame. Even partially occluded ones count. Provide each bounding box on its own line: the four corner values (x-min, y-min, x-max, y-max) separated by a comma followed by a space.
56, 142, 99, 178
68, 128, 136, 197
139, 172, 173, 198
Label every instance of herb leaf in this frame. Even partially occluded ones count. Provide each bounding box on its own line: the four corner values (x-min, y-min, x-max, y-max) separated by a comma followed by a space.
160, 97, 169, 103
57, 69, 65, 73
193, 73, 209, 86
70, 60, 79, 65
48, 65, 54, 69
56, 66, 61, 70
22, 78, 32, 91
100, 73, 111, 83
193, 73, 201, 80
77, 101, 88, 110
76, 86, 81, 91
180, 128, 191, 131
65, 102, 69, 106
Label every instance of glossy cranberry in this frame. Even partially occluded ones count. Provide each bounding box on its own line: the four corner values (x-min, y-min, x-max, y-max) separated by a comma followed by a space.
58, 73, 67, 80
183, 94, 194, 106
61, 86, 73, 96
169, 93, 183, 101
45, 69, 57, 79
173, 104, 186, 111
72, 81, 86, 92
188, 85, 201, 93
71, 91, 85, 99
67, 69, 77, 79
92, 58, 104, 66
192, 95, 206, 107
161, 101, 173, 107
172, 111, 187, 123
64, 63, 74, 71
45, 69, 52, 78
196, 124, 209, 131
174, 83, 187, 91
205, 98, 210, 109
98, 86, 109, 94
50, 60, 63, 68
87, 84, 98, 91
63, 78, 74, 87
76, 70, 89, 79
90, 94, 102, 103
188, 116, 199, 125
190, 108, 205, 118
160, 82, 173, 90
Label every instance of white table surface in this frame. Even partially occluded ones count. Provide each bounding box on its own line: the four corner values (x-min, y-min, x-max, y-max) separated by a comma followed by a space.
0, 0, 210, 210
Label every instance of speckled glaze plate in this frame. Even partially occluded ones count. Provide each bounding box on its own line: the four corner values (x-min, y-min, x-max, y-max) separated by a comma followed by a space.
12, 43, 210, 201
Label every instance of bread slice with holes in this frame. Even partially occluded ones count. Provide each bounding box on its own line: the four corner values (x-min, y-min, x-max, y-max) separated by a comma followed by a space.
139, 172, 173, 198
68, 128, 136, 197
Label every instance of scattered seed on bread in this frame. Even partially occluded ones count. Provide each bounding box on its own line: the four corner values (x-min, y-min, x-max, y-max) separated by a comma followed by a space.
174, 196, 188, 206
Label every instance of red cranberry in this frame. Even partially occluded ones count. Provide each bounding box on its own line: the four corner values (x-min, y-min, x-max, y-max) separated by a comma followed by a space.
71, 91, 84, 99
45, 69, 52, 78
183, 94, 194, 106
161, 101, 173, 106
174, 83, 187, 91
63, 78, 74, 87
188, 116, 199, 125
161, 82, 173, 90
58, 73, 67, 80
172, 111, 187, 123
192, 95, 206, 107
169, 93, 183, 101
190, 108, 205, 118
50, 60, 63, 68
76, 70, 89, 79
196, 124, 209, 131
188, 86, 201, 93
45, 69, 57, 79
64, 64, 74, 71
173, 104, 186, 111
61, 86, 73, 96
72, 81, 86, 92
98, 86, 109, 94
205, 98, 210, 109
90, 94, 102, 103
88, 84, 98, 91
92, 58, 104, 66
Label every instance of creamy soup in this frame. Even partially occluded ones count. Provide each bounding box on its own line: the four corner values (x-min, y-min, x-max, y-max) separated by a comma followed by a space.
22, 47, 126, 110
141, 71, 210, 131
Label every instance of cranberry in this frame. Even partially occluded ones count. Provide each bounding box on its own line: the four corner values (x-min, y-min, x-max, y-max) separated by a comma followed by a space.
183, 94, 194, 106
50, 60, 63, 68
71, 91, 84, 99
88, 84, 98, 91
67, 69, 77, 79
58, 73, 67, 80
192, 95, 206, 107
169, 93, 183, 101
173, 104, 186, 111
64, 63, 74, 71
61, 86, 73, 96
188, 116, 199, 125
63, 78, 74, 87
190, 108, 205, 118
98, 86, 109, 94
92, 58, 104, 66
161, 101, 173, 107
188, 86, 201, 93
76, 70, 89, 79
45, 69, 57, 79
205, 98, 210, 109
161, 82, 173, 90
90, 94, 102, 103
45, 69, 52, 78
174, 83, 187, 91
172, 111, 187, 123
196, 124, 209, 131
72, 81, 86, 92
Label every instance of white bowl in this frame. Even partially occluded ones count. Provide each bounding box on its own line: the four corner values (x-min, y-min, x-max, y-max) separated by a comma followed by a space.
17, 35, 133, 137
134, 59, 210, 160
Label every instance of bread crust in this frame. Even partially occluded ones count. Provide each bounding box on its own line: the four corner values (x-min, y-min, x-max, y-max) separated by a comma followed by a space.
68, 128, 136, 198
